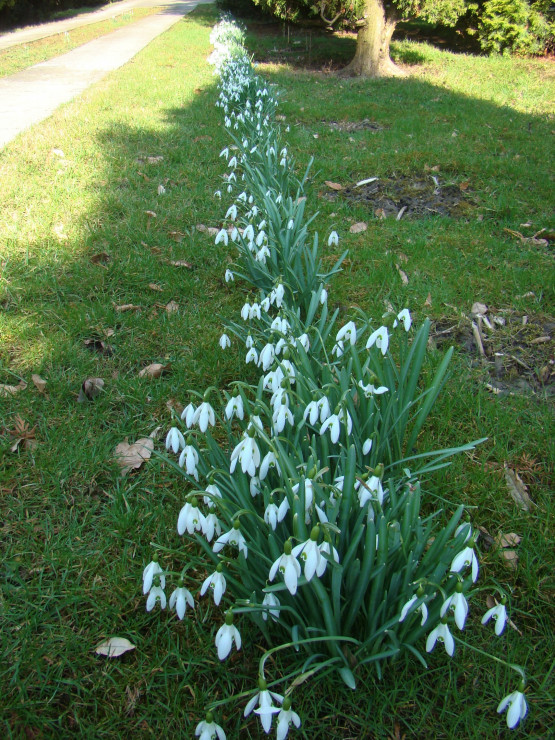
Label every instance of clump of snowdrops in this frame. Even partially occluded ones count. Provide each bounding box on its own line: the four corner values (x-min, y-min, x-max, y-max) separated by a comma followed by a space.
141, 17, 529, 738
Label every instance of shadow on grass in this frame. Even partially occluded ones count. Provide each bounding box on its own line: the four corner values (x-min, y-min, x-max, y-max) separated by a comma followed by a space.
0, 5, 553, 738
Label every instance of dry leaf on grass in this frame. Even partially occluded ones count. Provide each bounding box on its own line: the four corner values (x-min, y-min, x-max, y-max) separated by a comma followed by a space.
9, 415, 37, 452
166, 398, 184, 415
138, 363, 170, 379
95, 637, 136, 658
396, 265, 409, 285
349, 222, 368, 234
77, 377, 104, 403
84, 338, 113, 356
0, 380, 27, 397
114, 428, 159, 476
206, 227, 219, 236
149, 283, 163, 292
494, 531, 521, 570
471, 301, 488, 316
325, 181, 343, 191
168, 230, 186, 242
31, 374, 47, 393
145, 211, 157, 219
90, 252, 111, 265
425, 293, 432, 307
375, 208, 386, 219
157, 184, 166, 195
115, 304, 141, 312
165, 301, 179, 314
504, 463, 534, 511
167, 260, 193, 269
193, 135, 213, 143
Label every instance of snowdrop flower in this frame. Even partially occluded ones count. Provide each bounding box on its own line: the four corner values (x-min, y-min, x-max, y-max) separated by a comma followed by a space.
250, 476, 261, 497
219, 147, 229, 159
440, 585, 469, 630
358, 475, 384, 507
276, 698, 301, 740
241, 302, 251, 321
243, 223, 255, 242
246, 347, 258, 364
258, 343, 275, 371
362, 438, 373, 455
269, 541, 301, 595
336, 320, 357, 346
165, 427, 185, 454
169, 584, 194, 620
202, 512, 222, 542
256, 230, 266, 247
204, 483, 222, 509
292, 478, 314, 513
213, 521, 248, 559
260, 450, 281, 480
225, 204, 238, 220
272, 400, 294, 434
328, 231, 339, 247
264, 500, 280, 530
193, 401, 216, 433
261, 295, 271, 312
200, 565, 226, 606
244, 679, 283, 734
250, 302, 261, 320
215, 611, 241, 660
481, 599, 508, 635
262, 592, 281, 622
426, 621, 455, 657
215, 228, 229, 246
450, 546, 479, 583
277, 496, 290, 522
228, 156, 237, 169
178, 443, 199, 480
358, 380, 389, 398
195, 712, 226, 740
317, 540, 339, 577
292, 528, 323, 582
497, 684, 528, 729
245, 334, 254, 349
214, 190, 222, 199
219, 333, 231, 350
274, 282, 285, 307
320, 286, 328, 304
393, 308, 412, 331
366, 326, 389, 355
287, 218, 294, 230
303, 399, 320, 426
320, 406, 352, 444
225, 394, 244, 421
332, 340, 344, 358
399, 593, 428, 625
143, 558, 164, 595
146, 585, 166, 612
177, 498, 204, 535
297, 333, 310, 351
181, 402, 196, 428
224, 269, 234, 283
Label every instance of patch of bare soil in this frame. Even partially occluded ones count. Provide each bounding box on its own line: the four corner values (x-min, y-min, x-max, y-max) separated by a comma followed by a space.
431, 306, 554, 397
326, 174, 475, 218
325, 119, 385, 132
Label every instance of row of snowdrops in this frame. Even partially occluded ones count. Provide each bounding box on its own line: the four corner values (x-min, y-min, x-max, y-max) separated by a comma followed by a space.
140, 17, 528, 740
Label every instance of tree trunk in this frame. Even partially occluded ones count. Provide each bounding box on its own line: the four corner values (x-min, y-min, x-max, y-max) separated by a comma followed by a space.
341, 0, 404, 77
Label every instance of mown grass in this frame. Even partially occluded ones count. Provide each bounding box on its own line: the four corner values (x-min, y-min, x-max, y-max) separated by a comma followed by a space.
0, 7, 162, 78
1, 4, 554, 738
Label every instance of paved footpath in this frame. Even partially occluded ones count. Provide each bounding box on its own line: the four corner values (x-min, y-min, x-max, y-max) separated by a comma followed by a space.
0, 0, 211, 149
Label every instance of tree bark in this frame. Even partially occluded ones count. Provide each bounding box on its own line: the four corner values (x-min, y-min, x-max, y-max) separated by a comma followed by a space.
341, 0, 404, 77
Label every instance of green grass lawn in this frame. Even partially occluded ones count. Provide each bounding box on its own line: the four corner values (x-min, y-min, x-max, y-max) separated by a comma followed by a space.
1, 4, 553, 737
0, 6, 162, 78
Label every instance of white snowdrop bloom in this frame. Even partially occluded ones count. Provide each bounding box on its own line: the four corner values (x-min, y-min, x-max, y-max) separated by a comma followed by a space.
263, 368, 283, 392
195, 715, 226, 740
215, 228, 229, 246
272, 402, 294, 434
259, 450, 281, 480
249, 476, 261, 497
246, 347, 258, 364
481, 601, 508, 635
317, 395, 331, 422
280, 147, 287, 157
336, 320, 357, 346
366, 326, 389, 355
237, 191, 247, 202
143, 559, 165, 595
228, 156, 237, 169
279, 359, 296, 382
399, 594, 428, 625
165, 427, 185, 454
225, 394, 244, 421
358, 380, 389, 398
169, 585, 194, 620
261, 295, 271, 312
177, 500, 204, 535
274, 282, 285, 307
214, 190, 222, 199
317, 540, 339, 577
297, 333, 310, 351
225, 204, 238, 220
245, 334, 254, 349
230, 435, 260, 478
275, 194, 282, 204
497, 687, 528, 729
269, 545, 301, 595
241, 302, 251, 321
426, 622, 455, 657
277, 497, 290, 522
276, 699, 301, 740
358, 475, 384, 507
227, 184, 232, 193
243, 224, 255, 242
249, 302, 261, 320
202, 512, 222, 542
303, 400, 320, 426
292, 535, 324, 582
192, 401, 216, 433
219, 147, 229, 160
362, 438, 373, 455
280, 157, 287, 167
258, 219, 267, 230
181, 402, 196, 428
230, 227, 239, 242
204, 483, 222, 509
393, 308, 412, 331
227, 172, 236, 182
320, 407, 352, 443
213, 523, 249, 559
244, 684, 283, 735
262, 592, 281, 622
287, 218, 295, 230
292, 478, 314, 513
440, 589, 469, 630
146, 585, 166, 612
320, 287, 328, 304
328, 231, 339, 247
258, 343, 275, 371
450, 546, 479, 582
215, 612, 241, 660
178, 444, 199, 481
200, 568, 226, 606
264, 501, 280, 530
332, 340, 344, 358
219, 333, 231, 350
256, 246, 270, 264
256, 230, 266, 247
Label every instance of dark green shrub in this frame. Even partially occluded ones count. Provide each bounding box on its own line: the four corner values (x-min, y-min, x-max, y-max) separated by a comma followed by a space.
478, 0, 554, 53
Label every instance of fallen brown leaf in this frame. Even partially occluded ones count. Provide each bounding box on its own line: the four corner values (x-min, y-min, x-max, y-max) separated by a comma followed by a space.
349, 222, 367, 234
77, 377, 104, 403
145, 211, 157, 219
325, 181, 343, 191
504, 463, 534, 511
167, 260, 193, 269
84, 338, 113, 356
206, 227, 219, 236
0, 380, 26, 397
192, 135, 212, 143
165, 301, 179, 314
9, 415, 37, 452
168, 230, 186, 242
114, 430, 158, 476
95, 637, 136, 657
138, 363, 170, 379
31, 374, 47, 393
148, 283, 163, 292
115, 304, 141, 312
425, 292, 432, 307
90, 252, 111, 265
375, 208, 386, 219
494, 531, 521, 570
396, 264, 409, 285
